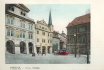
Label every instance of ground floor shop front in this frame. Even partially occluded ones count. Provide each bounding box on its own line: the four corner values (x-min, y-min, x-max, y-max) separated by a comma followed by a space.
36, 44, 52, 54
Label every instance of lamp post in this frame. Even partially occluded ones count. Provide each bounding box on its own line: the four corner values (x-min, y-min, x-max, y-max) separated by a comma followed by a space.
86, 43, 89, 64
74, 33, 76, 57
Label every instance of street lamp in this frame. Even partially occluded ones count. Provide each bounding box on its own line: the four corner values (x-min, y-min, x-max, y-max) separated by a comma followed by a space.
74, 33, 76, 57
86, 42, 89, 64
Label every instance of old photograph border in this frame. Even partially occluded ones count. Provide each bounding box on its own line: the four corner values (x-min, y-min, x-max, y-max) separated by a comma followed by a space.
0, 0, 104, 70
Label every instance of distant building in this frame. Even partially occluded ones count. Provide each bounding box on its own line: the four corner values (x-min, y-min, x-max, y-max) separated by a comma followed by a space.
59, 31, 67, 49
52, 31, 60, 52
5, 4, 36, 54
35, 11, 54, 54
66, 14, 90, 54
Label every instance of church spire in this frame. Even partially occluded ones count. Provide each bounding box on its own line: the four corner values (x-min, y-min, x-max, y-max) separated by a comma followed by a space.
48, 10, 52, 25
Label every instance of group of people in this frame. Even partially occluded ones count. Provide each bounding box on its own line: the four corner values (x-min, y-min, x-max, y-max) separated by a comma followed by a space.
32, 49, 46, 57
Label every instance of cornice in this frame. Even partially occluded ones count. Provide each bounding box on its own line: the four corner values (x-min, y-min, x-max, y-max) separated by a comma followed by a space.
6, 11, 35, 24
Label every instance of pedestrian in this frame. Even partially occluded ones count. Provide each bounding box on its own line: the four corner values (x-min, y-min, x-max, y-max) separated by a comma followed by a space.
32, 53, 35, 57
42, 49, 46, 56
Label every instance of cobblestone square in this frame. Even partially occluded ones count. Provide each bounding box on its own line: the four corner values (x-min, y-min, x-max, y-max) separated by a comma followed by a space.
5, 53, 87, 64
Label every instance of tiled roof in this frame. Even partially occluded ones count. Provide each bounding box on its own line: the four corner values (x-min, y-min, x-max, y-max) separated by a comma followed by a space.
19, 4, 30, 12
67, 13, 90, 27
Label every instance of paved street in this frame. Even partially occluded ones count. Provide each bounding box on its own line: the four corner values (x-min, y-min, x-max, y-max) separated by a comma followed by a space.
5, 53, 87, 64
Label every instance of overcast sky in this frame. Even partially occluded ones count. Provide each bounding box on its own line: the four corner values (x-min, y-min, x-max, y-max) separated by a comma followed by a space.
25, 4, 90, 34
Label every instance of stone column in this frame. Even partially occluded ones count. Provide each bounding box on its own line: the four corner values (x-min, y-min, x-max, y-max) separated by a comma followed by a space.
40, 43, 42, 54
45, 44, 47, 54
26, 41, 29, 54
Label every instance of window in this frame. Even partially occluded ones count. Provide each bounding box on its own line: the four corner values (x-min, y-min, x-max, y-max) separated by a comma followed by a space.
37, 38, 39, 42
29, 24, 32, 30
31, 34, 33, 39
23, 33, 25, 38
70, 28, 76, 34
48, 40, 49, 43
24, 13, 25, 16
48, 33, 49, 37
37, 31, 39, 34
31, 26, 32, 30
23, 24, 25, 28
21, 11, 25, 16
79, 36, 86, 43
42, 39, 45, 43
7, 29, 10, 36
42, 27, 44, 29
21, 12, 23, 15
9, 6, 14, 11
7, 29, 14, 36
21, 23, 22, 27
79, 26, 86, 32
42, 32, 45, 35
11, 19, 14, 25
7, 18, 14, 25
20, 32, 22, 38
20, 23, 25, 28
7, 19, 10, 24
11, 30, 14, 36
70, 37, 75, 43
50, 34, 52, 37
28, 33, 33, 39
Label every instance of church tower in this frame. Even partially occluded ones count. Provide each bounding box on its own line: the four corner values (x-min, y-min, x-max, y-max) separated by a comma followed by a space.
48, 10, 54, 32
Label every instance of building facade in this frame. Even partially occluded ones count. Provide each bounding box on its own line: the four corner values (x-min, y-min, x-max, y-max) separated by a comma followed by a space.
35, 11, 54, 54
52, 31, 60, 52
66, 14, 90, 54
5, 4, 36, 54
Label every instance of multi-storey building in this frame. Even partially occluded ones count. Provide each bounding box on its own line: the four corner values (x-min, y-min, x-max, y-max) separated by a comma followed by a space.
5, 4, 36, 54
66, 13, 90, 54
35, 11, 54, 54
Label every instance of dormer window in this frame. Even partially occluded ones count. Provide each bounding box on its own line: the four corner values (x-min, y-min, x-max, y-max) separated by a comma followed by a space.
42, 27, 44, 29
21, 12, 23, 15
21, 11, 25, 16
9, 6, 14, 11
24, 13, 25, 16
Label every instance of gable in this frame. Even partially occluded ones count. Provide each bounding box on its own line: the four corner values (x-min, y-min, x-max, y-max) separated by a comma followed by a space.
37, 20, 48, 26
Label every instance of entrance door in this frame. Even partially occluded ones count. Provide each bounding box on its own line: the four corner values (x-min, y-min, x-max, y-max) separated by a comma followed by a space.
36, 47, 40, 54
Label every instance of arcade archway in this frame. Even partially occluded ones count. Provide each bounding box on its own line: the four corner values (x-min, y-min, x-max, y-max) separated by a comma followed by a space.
42, 46, 46, 53
20, 41, 26, 54
28, 42, 34, 54
6, 40, 15, 54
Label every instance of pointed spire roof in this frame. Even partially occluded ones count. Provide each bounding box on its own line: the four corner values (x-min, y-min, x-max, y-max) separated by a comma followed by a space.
48, 10, 52, 25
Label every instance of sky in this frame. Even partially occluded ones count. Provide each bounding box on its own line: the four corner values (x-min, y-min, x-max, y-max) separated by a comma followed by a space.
25, 4, 90, 34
